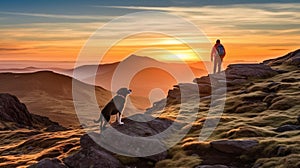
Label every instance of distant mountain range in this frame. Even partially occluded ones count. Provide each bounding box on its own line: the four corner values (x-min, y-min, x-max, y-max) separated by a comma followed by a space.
0, 70, 155, 126
0, 55, 207, 111
64, 55, 207, 100
0, 71, 112, 127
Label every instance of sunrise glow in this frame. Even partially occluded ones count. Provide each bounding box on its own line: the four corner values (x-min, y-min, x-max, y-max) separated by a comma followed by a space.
0, 1, 299, 66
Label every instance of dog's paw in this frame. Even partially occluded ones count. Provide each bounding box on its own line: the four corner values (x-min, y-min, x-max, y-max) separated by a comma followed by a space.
119, 122, 124, 125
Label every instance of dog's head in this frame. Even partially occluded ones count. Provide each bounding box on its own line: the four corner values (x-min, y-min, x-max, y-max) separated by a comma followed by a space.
116, 88, 132, 97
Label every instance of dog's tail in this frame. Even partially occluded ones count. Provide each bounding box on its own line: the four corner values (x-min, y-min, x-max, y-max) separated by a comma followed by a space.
94, 114, 102, 123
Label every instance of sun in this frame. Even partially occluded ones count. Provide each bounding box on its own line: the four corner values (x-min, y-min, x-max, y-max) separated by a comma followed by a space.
160, 39, 183, 45
176, 53, 192, 59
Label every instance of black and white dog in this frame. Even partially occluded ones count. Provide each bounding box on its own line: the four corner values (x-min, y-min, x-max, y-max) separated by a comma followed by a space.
94, 88, 132, 131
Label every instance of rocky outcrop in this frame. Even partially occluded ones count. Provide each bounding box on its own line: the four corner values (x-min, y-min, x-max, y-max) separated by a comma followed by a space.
0, 93, 66, 131
263, 49, 300, 66
210, 140, 258, 155
39, 114, 174, 167
29, 158, 67, 168
183, 139, 259, 167
196, 165, 229, 168
64, 146, 124, 168
0, 93, 33, 126
161, 63, 278, 107
274, 124, 300, 132
225, 64, 278, 79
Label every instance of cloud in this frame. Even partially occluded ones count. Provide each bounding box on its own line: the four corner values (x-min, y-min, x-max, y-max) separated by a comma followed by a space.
105, 3, 300, 31
0, 3, 299, 63
0, 11, 113, 20
0, 47, 31, 51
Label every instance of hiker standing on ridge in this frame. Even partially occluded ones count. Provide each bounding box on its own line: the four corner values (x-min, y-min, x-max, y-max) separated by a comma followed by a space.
211, 39, 226, 74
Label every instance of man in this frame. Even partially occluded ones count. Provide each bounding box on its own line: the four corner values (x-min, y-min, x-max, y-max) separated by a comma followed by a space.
211, 39, 226, 74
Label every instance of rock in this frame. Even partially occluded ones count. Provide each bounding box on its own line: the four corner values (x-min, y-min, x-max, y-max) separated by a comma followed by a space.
0, 93, 33, 126
263, 49, 300, 66
226, 79, 248, 86
0, 93, 66, 130
235, 103, 267, 113
269, 97, 295, 110
196, 165, 229, 168
166, 83, 210, 105
193, 76, 211, 85
274, 125, 300, 132
274, 69, 289, 74
198, 84, 212, 97
226, 126, 274, 138
67, 114, 173, 167
64, 147, 124, 168
286, 55, 300, 66
281, 78, 298, 83
276, 146, 291, 156
242, 91, 268, 102
263, 94, 278, 106
167, 87, 181, 104
96, 114, 172, 162
225, 64, 278, 79
45, 124, 68, 132
210, 140, 258, 155
268, 83, 291, 92
145, 99, 167, 115
29, 158, 67, 168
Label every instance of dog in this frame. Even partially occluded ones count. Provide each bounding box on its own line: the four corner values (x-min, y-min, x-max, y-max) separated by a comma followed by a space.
94, 88, 132, 131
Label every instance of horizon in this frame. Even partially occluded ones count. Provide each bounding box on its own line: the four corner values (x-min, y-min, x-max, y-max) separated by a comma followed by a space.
0, 52, 264, 70
1, 0, 300, 67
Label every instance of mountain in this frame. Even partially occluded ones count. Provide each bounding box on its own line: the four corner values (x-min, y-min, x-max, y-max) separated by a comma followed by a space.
3, 49, 300, 168
67, 55, 207, 108
0, 71, 112, 127
29, 49, 300, 168
145, 49, 300, 167
0, 55, 207, 110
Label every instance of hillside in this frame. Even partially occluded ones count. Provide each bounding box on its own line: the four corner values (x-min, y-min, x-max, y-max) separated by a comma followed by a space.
67, 55, 206, 107
1, 49, 299, 168
0, 71, 112, 127
40, 49, 299, 168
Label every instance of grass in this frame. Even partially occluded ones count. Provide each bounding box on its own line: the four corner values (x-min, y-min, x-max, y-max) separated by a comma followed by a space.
155, 147, 202, 168
149, 63, 300, 167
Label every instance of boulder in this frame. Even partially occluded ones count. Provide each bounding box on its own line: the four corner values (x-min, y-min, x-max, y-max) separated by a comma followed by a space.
63, 114, 174, 167
226, 79, 248, 86
263, 49, 300, 66
0, 93, 66, 130
269, 97, 295, 110
64, 147, 124, 168
281, 78, 298, 83
210, 140, 258, 155
274, 125, 300, 132
29, 158, 67, 168
235, 103, 267, 113
0, 93, 33, 126
286, 55, 300, 66
193, 76, 211, 85
225, 64, 278, 79
195, 165, 229, 168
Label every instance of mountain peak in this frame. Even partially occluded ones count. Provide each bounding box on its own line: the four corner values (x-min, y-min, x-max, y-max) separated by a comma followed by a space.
123, 54, 161, 63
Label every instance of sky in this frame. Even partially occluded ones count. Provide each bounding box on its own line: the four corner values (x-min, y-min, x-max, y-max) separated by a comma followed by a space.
0, 0, 300, 67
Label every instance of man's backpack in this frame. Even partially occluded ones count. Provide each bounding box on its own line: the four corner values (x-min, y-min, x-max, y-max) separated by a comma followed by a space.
216, 44, 225, 57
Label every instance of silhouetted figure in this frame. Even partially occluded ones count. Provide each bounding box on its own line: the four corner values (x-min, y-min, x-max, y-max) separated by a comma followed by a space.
211, 39, 226, 74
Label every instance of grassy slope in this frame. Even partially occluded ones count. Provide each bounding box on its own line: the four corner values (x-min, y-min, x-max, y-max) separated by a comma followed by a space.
151, 64, 300, 168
